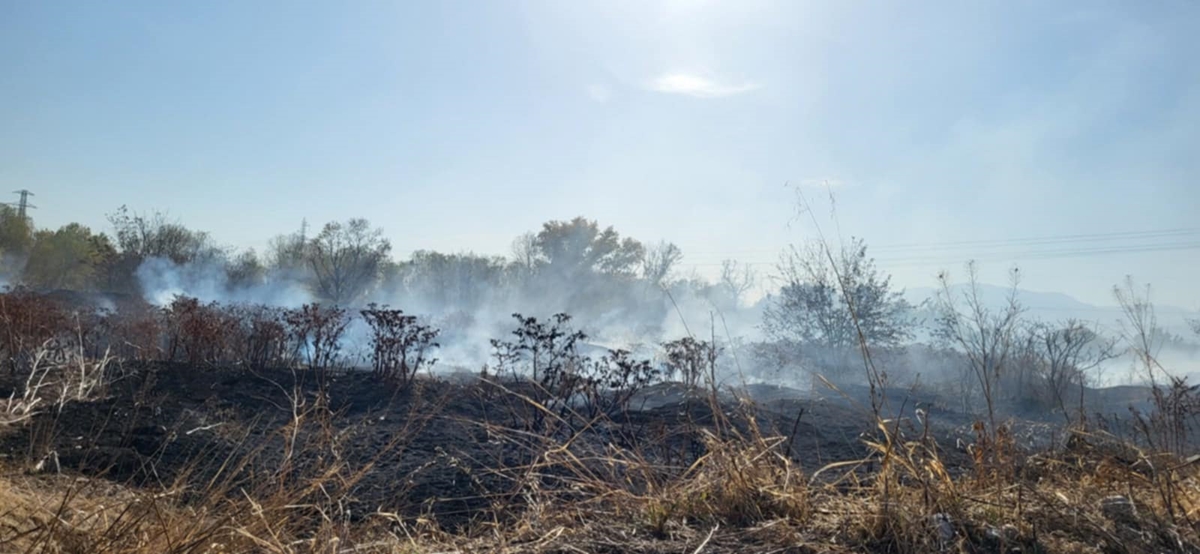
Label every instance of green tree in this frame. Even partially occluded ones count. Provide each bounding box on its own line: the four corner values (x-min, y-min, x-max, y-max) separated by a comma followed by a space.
764, 237, 913, 350
0, 205, 34, 274
107, 206, 220, 264
105, 206, 223, 294
534, 217, 645, 277
22, 223, 110, 291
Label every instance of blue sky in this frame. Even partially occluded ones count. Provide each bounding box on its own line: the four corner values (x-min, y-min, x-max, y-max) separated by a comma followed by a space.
2, 0, 1197, 308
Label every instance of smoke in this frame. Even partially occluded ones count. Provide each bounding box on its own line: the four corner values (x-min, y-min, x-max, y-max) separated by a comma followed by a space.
135, 257, 313, 308
128, 252, 778, 381
114, 248, 1200, 424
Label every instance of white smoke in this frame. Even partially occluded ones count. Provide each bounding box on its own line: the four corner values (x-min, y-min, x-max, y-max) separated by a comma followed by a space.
135, 257, 313, 308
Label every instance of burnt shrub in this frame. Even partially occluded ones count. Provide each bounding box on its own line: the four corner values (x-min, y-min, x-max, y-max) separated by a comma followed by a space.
163, 296, 231, 365
579, 348, 660, 418
224, 303, 291, 371
104, 298, 164, 362
491, 313, 588, 428
491, 313, 586, 392
361, 304, 440, 388
662, 337, 720, 389
0, 288, 70, 374
283, 303, 348, 372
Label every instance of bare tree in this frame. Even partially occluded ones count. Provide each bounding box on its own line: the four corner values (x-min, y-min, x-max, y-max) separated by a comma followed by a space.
934, 262, 1024, 436
1113, 276, 1167, 385
510, 231, 541, 274
307, 219, 391, 305
266, 222, 310, 274
107, 206, 220, 265
719, 259, 756, 308
1025, 319, 1117, 423
641, 241, 682, 288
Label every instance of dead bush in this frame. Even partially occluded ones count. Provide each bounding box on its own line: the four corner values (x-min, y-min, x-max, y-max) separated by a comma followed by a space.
360, 304, 440, 388
283, 303, 348, 372
0, 288, 70, 375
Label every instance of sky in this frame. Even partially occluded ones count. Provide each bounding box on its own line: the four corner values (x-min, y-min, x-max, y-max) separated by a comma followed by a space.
2, 0, 1198, 309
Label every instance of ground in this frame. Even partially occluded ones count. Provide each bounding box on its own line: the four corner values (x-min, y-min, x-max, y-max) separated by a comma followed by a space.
2, 363, 1198, 553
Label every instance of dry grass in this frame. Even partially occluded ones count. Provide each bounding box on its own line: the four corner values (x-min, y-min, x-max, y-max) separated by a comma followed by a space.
4, 418, 1200, 553
3, 340, 1200, 553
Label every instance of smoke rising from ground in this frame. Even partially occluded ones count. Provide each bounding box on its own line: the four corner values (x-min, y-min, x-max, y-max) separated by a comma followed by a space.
14, 207, 1195, 418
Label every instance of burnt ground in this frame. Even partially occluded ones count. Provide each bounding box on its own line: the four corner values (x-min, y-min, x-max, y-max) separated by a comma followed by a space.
0, 363, 1006, 530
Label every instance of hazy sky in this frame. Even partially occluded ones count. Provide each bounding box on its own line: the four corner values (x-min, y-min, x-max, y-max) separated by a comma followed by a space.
2, 1, 1197, 308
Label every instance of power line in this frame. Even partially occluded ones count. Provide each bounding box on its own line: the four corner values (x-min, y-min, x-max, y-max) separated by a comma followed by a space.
677, 227, 1200, 268
677, 239, 1200, 268
872, 228, 1200, 253
681, 227, 1200, 258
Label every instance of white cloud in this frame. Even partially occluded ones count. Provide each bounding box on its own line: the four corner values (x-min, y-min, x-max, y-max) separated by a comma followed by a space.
647, 72, 760, 98
585, 83, 612, 103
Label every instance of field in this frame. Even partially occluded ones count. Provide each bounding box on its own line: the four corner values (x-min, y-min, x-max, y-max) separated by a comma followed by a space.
0, 291, 1198, 553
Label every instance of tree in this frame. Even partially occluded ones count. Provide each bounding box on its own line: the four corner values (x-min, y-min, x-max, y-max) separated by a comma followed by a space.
534, 217, 645, 277
265, 221, 310, 274
399, 250, 509, 308
641, 241, 682, 288
0, 205, 34, 275
1113, 277, 1167, 385
307, 219, 391, 304
934, 262, 1024, 436
105, 206, 224, 294
226, 249, 266, 290
764, 238, 913, 351
510, 232, 541, 274
1023, 319, 1117, 422
21, 223, 111, 291
107, 206, 220, 264
719, 259, 756, 308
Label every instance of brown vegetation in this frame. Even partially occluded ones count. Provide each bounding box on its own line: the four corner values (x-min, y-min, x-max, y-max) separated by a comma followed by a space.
1, 288, 1199, 553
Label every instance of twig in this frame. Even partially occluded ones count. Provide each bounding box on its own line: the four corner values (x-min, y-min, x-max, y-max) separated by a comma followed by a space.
691, 525, 718, 554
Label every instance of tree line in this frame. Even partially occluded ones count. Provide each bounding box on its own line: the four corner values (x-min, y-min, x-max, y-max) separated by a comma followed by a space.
3, 202, 1195, 427
0, 208, 760, 321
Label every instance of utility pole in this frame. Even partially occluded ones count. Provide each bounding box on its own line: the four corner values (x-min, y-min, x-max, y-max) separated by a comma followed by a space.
9, 190, 36, 220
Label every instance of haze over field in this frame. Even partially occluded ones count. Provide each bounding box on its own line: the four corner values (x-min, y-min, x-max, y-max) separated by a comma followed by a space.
6, 5, 1200, 553
2, 0, 1197, 310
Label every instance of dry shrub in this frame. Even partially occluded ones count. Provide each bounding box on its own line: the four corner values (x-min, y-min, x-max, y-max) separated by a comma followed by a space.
236, 304, 291, 370
163, 295, 232, 365
361, 304, 440, 388
660, 430, 808, 530
283, 304, 348, 372
0, 288, 69, 374
2, 346, 112, 428
1134, 375, 1200, 458
661, 337, 719, 390
103, 298, 163, 362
